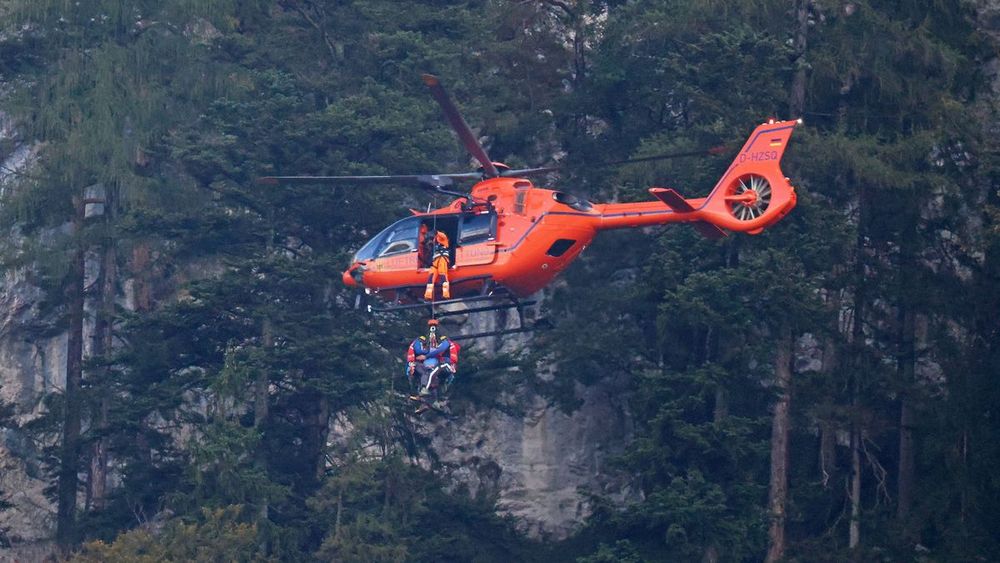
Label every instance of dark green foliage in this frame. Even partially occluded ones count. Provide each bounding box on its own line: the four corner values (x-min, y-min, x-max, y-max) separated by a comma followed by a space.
71, 506, 267, 562
0, 0, 998, 561
307, 456, 531, 562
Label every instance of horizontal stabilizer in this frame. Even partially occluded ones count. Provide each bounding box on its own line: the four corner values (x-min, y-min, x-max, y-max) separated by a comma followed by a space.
692, 221, 728, 239
650, 188, 727, 239
650, 187, 695, 212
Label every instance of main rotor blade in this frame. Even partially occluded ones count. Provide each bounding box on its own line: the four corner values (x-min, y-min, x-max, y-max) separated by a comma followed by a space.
595, 146, 729, 168
422, 74, 500, 178
257, 173, 482, 186
498, 148, 726, 179
501, 166, 562, 177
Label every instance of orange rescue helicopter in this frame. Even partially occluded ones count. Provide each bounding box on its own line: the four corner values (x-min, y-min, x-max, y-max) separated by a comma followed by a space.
260, 75, 800, 339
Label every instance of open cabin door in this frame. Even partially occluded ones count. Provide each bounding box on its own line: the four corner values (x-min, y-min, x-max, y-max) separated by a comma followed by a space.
455, 210, 498, 267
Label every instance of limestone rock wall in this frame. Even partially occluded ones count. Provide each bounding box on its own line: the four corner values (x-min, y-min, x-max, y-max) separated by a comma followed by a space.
423, 378, 637, 540
0, 286, 62, 546
0, 112, 59, 551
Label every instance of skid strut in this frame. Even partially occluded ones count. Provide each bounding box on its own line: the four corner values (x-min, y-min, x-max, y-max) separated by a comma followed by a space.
365, 287, 546, 341
367, 291, 520, 314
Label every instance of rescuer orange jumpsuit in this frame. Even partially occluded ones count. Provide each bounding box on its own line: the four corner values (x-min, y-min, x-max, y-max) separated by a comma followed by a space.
424, 230, 451, 300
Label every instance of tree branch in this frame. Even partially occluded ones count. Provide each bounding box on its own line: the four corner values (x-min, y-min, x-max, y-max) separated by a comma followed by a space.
280, 0, 338, 63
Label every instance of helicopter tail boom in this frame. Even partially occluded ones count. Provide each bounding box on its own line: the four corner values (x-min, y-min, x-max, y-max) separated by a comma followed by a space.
595, 119, 799, 236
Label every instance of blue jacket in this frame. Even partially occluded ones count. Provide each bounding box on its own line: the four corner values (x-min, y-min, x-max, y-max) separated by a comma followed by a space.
412, 337, 452, 363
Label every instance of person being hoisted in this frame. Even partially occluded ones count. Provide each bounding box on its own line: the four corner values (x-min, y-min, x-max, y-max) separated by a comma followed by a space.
435, 326, 460, 397
405, 329, 431, 394
406, 319, 460, 414
423, 229, 451, 301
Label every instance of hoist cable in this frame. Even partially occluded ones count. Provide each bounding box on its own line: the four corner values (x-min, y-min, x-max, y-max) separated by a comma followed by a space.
430, 194, 438, 321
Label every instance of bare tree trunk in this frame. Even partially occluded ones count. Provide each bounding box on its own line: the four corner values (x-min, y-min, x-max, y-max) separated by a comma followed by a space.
847, 168, 870, 552
896, 286, 916, 523
540, 0, 587, 87
790, 0, 811, 117
315, 394, 330, 481
334, 486, 343, 540
56, 195, 86, 550
571, 10, 586, 87
255, 316, 272, 526
897, 399, 914, 518
129, 240, 154, 486
819, 296, 840, 488
819, 418, 836, 488
255, 215, 277, 542
88, 189, 117, 512
132, 242, 152, 311
849, 425, 862, 549
960, 429, 968, 525
849, 283, 864, 551
256, 319, 272, 430
765, 326, 793, 563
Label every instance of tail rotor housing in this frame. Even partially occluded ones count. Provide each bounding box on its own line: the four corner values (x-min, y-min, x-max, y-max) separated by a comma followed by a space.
699, 119, 799, 234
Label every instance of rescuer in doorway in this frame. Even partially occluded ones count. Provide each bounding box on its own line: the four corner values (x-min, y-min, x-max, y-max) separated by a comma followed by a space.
417, 222, 431, 268
423, 229, 451, 300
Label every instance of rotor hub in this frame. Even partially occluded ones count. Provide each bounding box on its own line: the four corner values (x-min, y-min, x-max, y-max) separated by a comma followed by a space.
725, 174, 772, 221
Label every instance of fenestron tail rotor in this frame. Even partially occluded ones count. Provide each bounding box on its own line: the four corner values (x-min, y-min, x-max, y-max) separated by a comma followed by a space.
725, 174, 772, 221
694, 119, 799, 234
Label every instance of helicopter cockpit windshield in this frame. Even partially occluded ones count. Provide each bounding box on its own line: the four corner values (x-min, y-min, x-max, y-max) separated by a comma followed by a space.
352, 217, 420, 262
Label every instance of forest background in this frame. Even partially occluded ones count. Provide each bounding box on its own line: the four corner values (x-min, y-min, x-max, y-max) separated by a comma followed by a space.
0, 0, 998, 561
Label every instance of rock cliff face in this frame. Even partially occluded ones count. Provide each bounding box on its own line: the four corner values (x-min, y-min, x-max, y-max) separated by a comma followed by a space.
0, 111, 60, 550
0, 292, 63, 546
412, 302, 638, 540
420, 375, 637, 540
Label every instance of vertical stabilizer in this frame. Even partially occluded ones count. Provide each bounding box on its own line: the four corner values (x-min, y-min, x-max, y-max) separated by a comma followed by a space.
697, 119, 799, 234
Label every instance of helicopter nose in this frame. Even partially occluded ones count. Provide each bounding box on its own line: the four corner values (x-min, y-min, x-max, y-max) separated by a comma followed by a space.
343, 263, 365, 288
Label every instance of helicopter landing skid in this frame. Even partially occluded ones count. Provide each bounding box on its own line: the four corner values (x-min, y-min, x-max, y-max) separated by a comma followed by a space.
366, 290, 544, 341
366, 291, 527, 314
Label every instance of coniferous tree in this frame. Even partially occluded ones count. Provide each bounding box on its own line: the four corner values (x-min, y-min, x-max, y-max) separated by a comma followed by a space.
0, 0, 997, 560
1, 0, 263, 547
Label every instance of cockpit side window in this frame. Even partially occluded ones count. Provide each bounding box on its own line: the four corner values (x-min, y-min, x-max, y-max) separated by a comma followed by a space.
352, 217, 420, 262
352, 230, 388, 262
377, 217, 419, 257
380, 240, 415, 256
